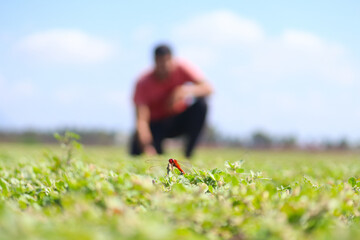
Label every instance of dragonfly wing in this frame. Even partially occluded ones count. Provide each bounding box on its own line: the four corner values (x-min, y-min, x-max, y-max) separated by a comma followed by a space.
147, 165, 167, 175
145, 158, 193, 175
177, 160, 192, 168
145, 158, 169, 165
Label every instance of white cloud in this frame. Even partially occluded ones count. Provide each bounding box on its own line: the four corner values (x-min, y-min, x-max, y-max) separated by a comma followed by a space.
176, 45, 218, 68
171, 10, 360, 138
174, 10, 264, 46
173, 11, 358, 85
16, 29, 114, 64
282, 30, 324, 49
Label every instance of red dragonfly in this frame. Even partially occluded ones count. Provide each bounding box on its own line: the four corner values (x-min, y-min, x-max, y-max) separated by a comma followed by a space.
146, 158, 191, 175
168, 158, 186, 175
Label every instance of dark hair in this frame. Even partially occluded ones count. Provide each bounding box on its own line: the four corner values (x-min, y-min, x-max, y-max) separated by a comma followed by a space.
154, 44, 172, 58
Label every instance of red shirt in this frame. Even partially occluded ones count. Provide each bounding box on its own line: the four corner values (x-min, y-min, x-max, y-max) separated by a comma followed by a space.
133, 60, 203, 121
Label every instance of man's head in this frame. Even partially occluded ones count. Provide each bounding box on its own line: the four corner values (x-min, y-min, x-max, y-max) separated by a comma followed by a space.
154, 44, 173, 78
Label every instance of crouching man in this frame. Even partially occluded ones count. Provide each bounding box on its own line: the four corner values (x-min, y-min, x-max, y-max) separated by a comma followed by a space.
129, 44, 213, 158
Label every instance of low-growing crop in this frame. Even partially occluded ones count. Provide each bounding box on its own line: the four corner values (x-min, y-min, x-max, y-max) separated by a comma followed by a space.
0, 137, 359, 239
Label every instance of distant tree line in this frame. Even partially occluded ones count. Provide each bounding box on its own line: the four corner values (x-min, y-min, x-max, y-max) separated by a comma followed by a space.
0, 127, 356, 150
200, 126, 354, 150
0, 129, 123, 146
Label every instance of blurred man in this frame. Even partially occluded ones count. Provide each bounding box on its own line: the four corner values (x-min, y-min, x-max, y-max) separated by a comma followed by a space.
130, 44, 213, 158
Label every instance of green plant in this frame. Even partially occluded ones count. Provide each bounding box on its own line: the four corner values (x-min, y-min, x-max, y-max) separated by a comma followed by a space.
54, 131, 82, 165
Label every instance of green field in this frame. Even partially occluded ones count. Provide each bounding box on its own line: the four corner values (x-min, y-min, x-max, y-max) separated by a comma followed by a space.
0, 142, 360, 240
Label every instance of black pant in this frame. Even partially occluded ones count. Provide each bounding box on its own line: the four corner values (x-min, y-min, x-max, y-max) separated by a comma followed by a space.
130, 98, 208, 158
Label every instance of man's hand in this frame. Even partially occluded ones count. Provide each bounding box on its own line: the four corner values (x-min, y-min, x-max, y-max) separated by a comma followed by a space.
137, 123, 152, 147
169, 81, 213, 112
138, 128, 156, 155
136, 104, 156, 155
144, 144, 156, 156
169, 85, 190, 112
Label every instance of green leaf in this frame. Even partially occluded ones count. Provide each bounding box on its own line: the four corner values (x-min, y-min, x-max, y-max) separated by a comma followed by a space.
53, 133, 61, 141
73, 141, 83, 151
0, 178, 9, 195
18, 198, 28, 210
208, 172, 216, 181
348, 177, 356, 187
207, 185, 214, 194
66, 131, 80, 140
213, 173, 221, 181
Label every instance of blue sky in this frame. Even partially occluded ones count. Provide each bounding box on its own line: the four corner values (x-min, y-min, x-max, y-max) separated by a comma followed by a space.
0, 1, 359, 142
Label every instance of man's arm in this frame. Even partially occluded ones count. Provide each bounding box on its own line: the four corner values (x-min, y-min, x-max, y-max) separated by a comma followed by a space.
183, 80, 213, 97
170, 80, 213, 108
136, 104, 156, 155
170, 61, 213, 106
